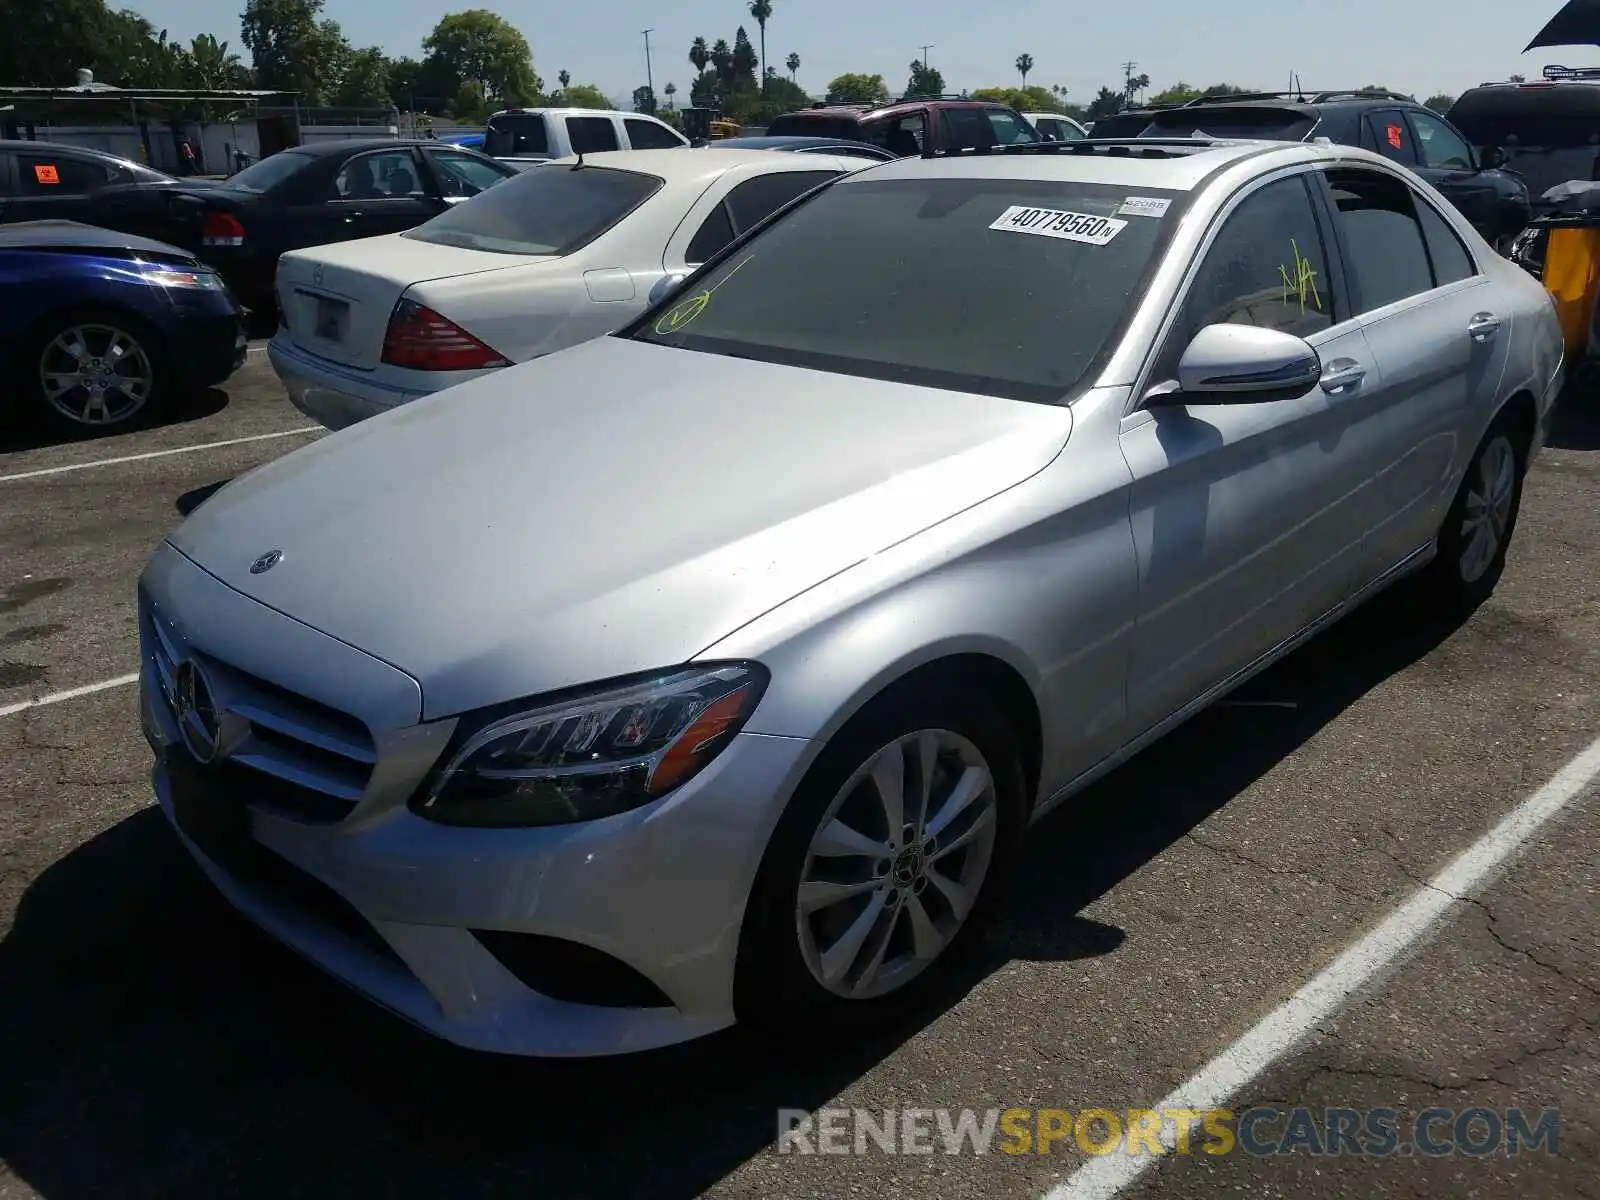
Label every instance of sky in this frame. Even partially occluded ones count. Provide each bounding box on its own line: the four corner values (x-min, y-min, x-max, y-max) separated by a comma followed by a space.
121, 0, 1594, 108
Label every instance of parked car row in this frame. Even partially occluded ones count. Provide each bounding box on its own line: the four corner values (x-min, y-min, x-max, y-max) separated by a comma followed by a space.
143, 133, 1563, 1057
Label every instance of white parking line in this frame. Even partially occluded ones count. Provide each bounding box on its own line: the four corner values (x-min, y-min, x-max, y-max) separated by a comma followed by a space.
1043, 729, 1600, 1200
0, 672, 140, 719
0, 427, 320, 483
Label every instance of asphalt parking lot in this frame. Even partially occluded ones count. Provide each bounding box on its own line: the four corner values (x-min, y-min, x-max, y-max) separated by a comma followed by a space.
1, 352, 1597, 1200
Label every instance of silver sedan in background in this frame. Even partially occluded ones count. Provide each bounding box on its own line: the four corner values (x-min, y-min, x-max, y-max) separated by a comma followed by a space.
139, 137, 1563, 1057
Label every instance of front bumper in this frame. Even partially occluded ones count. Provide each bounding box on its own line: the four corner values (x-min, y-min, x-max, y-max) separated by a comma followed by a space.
138, 543, 810, 1056
268, 334, 421, 430
176, 310, 248, 387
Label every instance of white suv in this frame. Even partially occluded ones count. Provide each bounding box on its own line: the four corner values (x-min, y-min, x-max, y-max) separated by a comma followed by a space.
484, 107, 688, 168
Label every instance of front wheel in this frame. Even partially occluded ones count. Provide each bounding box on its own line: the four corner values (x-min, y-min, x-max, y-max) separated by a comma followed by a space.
735, 683, 1026, 1034
24, 310, 170, 437
1421, 410, 1528, 611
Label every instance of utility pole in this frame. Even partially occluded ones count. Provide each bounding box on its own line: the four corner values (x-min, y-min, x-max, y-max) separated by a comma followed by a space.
1121, 59, 1138, 107
919, 43, 935, 72
642, 28, 656, 113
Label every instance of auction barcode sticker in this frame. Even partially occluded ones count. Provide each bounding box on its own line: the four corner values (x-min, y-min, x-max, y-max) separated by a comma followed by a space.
989, 206, 1126, 245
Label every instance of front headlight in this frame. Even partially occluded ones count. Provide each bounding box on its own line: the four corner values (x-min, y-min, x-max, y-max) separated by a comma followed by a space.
142, 268, 226, 290
412, 662, 768, 827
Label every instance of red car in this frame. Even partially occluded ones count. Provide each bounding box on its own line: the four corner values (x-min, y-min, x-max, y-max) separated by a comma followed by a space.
765, 98, 1039, 156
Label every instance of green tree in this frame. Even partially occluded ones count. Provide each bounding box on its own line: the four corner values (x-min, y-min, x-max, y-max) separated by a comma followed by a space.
973, 85, 1064, 113
1424, 93, 1455, 113
904, 59, 944, 98
747, 0, 772, 93
689, 37, 709, 79
1509, 74, 1526, 83
185, 34, 251, 89
388, 55, 457, 112
336, 46, 392, 106
561, 83, 610, 109
1084, 85, 1125, 119
709, 38, 733, 91
121, 22, 192, 88
825, 73, 890, 104
558, 69, 571, 93
731, 27, 759, 92
240, 0, 351, 104
664, 81, 677, 109
422, 10, 538, 107
633, 85, 656, 113
1015, 53, 1033, 87
786, 51, 799, 82
1148, 81, 1201, 106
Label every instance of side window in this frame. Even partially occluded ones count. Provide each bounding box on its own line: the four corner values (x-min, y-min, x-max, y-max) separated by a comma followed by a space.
1363, 111, 1418, 166
724, 170, 838, 233
426, 150, 507, 197
985, 109, 1037, 144
867, 114, 925, 156
686, 203, 735, 265
334, 150, 422, 199
1407, 111, 1476, 171
16, 154, 111, 195
1163, 175, 1336, 374
625, 118, 685, 149
1413, 193, 1477, 286
1324, 169, 1435, 312
567, 116, 620, 154
940, 107, 995, 150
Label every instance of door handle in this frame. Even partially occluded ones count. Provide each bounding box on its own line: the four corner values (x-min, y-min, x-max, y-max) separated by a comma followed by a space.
1467, 311, 1501, 342
1319, 358, 1367, 394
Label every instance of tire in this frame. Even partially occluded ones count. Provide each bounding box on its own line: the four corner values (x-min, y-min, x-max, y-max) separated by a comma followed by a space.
23, 307, 171, 438
1421, 409, 1528, 612
734, 680, 1027, 1035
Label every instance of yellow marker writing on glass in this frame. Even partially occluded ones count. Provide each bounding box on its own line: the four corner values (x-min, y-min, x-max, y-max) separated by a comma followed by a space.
1278, 238, 1323, 315
653, 253, 756, 336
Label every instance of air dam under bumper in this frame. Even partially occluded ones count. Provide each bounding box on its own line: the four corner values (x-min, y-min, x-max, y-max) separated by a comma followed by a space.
139, 542, 813, 1057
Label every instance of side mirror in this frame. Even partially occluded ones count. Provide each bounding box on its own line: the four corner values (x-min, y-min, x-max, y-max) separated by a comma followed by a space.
649, 272, 689, 306
1166, 323, 1321, 403
1481, 146, 1507, 170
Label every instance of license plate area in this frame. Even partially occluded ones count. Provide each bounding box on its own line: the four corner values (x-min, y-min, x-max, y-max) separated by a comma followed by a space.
167, 752, 256, 870
296, 289, 349, 343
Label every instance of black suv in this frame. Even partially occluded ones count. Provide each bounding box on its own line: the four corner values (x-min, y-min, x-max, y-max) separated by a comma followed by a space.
1090, 90, 1532, 248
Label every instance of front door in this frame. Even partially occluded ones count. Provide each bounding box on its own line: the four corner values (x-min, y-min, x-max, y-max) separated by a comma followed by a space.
1120, 171, 1376, 730
323, 147, 442, 244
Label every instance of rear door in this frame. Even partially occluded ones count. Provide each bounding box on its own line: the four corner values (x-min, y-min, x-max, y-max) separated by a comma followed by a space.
623, 117, 688, 150
4, 150, 116, 224
861, 110, 928, 156
1361, 108, 1422, 171
565, 115, 622, 154
420, 147, 513, 203
1403, 109, 1500, 240
1313, 165, 1509, 575
324, 147, 442, 240
664, 168, 844, 271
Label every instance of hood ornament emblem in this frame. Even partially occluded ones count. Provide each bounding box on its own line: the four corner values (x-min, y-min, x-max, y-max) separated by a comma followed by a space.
249, 549, 283, 575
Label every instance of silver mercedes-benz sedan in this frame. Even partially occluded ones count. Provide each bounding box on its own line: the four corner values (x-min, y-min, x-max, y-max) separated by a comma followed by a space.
140, 136, 1564, 1057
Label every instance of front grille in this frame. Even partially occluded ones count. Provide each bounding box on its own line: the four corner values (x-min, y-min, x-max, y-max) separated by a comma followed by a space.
144, 598, 376, 822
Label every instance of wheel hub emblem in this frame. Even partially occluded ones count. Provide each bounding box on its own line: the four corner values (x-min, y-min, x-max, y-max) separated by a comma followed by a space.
174, 658, 221, 763
249, 549, 283, 575
891, 844, 926, 888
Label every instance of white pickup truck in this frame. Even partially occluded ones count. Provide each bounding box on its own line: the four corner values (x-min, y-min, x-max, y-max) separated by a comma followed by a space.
483, 107, 690, 168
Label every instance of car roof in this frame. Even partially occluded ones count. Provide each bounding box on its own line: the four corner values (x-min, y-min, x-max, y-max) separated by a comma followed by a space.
550, 146, 879, 179
280, 138, 452, 157
492, 107, 666, 121
715, 135, 890, 154
833, 139, 1319, 191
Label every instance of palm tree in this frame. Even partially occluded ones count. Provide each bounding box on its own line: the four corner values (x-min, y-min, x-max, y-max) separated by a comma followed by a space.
187, 34, 247, 90
1016, 53, 1033, 87
748, 0, 773, 94
785, 52, 800, 83
664, 81, 677, 109
689, 37, 709, 80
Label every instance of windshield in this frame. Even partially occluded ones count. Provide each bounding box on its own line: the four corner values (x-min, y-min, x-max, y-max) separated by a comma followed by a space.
225, 150, 314, 193
486, 113, 550, 157
632, 177, 1180, 403
403, 164, 661, 255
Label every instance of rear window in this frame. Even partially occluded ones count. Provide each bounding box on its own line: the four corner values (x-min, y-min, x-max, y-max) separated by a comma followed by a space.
766, 114, 862, 139
632, 177, 1182, 403
225, 149, 315, 193
1144, 107, 1316, 140
486, 113, 551, 157
402, 164, 661, 256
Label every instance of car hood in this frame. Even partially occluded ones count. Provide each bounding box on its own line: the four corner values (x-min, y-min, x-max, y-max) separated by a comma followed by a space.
0, 219, 192, 258
169, 337, 1072, 720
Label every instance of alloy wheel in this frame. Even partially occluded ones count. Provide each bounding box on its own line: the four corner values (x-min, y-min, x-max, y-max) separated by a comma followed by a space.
1458, 434, 1517, 584
39, 323, 155, 427
795, 728, 999, 1000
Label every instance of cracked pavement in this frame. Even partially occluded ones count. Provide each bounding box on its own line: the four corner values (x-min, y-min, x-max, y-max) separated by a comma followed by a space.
0, 360, 1596, 1200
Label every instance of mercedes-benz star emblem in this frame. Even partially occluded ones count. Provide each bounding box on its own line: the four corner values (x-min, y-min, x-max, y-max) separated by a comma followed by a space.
173, 658, 221, 763
250, 549, 283, 575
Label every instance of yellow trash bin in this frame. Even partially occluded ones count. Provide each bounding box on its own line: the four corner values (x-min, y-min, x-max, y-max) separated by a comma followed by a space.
1542, 225, 1600, 362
